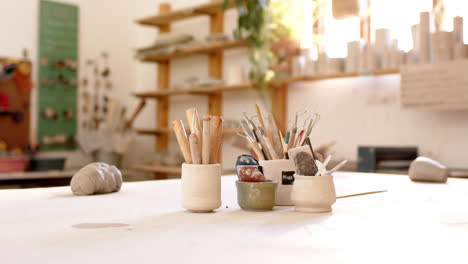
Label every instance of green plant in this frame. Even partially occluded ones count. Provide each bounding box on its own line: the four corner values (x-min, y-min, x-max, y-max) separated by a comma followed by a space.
222, 0, 298, 104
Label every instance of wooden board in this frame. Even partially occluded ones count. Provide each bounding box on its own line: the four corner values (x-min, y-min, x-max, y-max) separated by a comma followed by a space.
140, 39, 247, 63
401, 60, 468, 109
0, 59, 31, 151
38, 0, 79, 150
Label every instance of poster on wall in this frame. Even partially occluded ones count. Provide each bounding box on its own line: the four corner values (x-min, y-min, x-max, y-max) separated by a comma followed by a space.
38, 0, 79, 150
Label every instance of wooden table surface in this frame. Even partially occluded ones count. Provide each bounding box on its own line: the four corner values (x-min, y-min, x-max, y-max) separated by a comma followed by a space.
1, 172, 467, 264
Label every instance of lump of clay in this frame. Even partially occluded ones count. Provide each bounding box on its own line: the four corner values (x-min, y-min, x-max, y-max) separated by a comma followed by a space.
70, 162, 123, 195
408, 157, 448, 183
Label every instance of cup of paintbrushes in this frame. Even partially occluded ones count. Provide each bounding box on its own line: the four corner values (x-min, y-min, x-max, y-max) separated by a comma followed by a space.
173, 110, 224, 213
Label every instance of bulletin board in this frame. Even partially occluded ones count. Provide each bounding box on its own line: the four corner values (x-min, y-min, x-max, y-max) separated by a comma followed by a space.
38, 0, 79, 150
0, 59, 32, 151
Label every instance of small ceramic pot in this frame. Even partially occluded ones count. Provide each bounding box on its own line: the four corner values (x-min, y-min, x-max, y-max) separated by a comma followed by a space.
259, 159, 295, 205
181, 163, 221, 213
236, 180, 278, 211
291, 175, 336, 213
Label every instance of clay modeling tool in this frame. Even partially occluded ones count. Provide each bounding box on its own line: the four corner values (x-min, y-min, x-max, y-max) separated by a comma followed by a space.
286, 127, 297, 151
249, 140, 265, 161
241, 116, 267, 158
327, 160, 348, 174
186, 107, 202, 138
253, 125, 273, 160
202, 115, 211, 164
286, 111, 299, 151
238, 132, 265, 161
267, 113, 284, 158
315, 154, 332, 176
255, 104, 274, 148
294, 129, 305, 147
305, 113, 320, 138
261, 130, 279, 160
302, 138, 317, 160
209, 116, 223, 164
189, 133, 202, 164
337, 190, 387, 199
172, 120, 192, 164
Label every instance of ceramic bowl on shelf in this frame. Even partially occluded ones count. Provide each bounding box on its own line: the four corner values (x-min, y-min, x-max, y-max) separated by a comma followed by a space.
236, 180, 278, 211
291, 175, 336, 213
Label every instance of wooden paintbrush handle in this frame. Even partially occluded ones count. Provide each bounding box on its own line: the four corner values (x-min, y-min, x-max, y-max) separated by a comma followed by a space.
209, 116, 223, 164
189, 133, 201, 164
202, 115, 211, 164
172, 120, 192, 164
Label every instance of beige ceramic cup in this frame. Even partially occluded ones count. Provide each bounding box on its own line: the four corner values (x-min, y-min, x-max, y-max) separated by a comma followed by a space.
291, 175, 336, 213
181, 163, 221, 213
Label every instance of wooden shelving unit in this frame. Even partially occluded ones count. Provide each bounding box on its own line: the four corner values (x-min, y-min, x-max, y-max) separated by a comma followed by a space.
130, 1, 401, 178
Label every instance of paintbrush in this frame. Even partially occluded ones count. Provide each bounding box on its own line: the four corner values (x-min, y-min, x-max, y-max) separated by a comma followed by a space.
172, 120, 192, 164
186, 107, 202, 147
189, 133, 201, 164
202, 115, 211, 164
209, 116, 223, 164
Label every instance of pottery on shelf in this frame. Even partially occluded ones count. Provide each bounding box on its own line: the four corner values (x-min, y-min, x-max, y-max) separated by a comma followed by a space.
181, 163, 221, 213
236, 180, 278, 211
291, 175, 336, 213
259, 159, 296, 205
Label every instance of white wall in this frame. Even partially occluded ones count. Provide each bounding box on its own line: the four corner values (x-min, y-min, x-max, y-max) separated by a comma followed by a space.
2, 0, 467, 170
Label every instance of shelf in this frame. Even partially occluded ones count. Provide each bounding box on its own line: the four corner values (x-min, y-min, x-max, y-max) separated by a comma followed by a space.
134, 82, 251, 98
140, 39, 247, 62
136, 1, 236, 27
134, 70, 399, 99
136, 127, 241, 136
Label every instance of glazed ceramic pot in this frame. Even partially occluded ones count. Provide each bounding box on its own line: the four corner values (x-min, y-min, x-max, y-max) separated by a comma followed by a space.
236, 180, 278, 211
259, 159, 295, 205
291, 175, 336, 213
181, 163, 221, 213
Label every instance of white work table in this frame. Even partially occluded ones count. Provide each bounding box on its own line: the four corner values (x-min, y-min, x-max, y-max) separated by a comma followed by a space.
1, 172, 468, 264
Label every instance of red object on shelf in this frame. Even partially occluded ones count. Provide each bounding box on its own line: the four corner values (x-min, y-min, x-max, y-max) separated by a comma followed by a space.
0, 93, 8, 110
0, 156, 29, 173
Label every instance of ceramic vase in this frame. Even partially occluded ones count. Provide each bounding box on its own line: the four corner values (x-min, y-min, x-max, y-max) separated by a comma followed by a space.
291, 175, 336, 213
181, 163, 221, 213
259, 159, 295, 205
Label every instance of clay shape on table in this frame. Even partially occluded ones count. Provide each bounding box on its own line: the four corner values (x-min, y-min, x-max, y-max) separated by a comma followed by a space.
70, 162, 123, 195
288, 146, 318, 175
293, 151, 317, 176
409, 157, 448, 183
237, 165, 265, 182
235, 155, 259, 166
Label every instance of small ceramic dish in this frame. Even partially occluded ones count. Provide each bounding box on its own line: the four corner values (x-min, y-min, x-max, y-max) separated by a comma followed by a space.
236, 180, 278, 211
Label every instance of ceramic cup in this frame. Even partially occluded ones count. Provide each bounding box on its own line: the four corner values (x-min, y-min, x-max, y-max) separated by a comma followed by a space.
291, 175, 336, 213
181, 163, 221, 213
236, 180, 278, 211
259, 159, 296, 205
